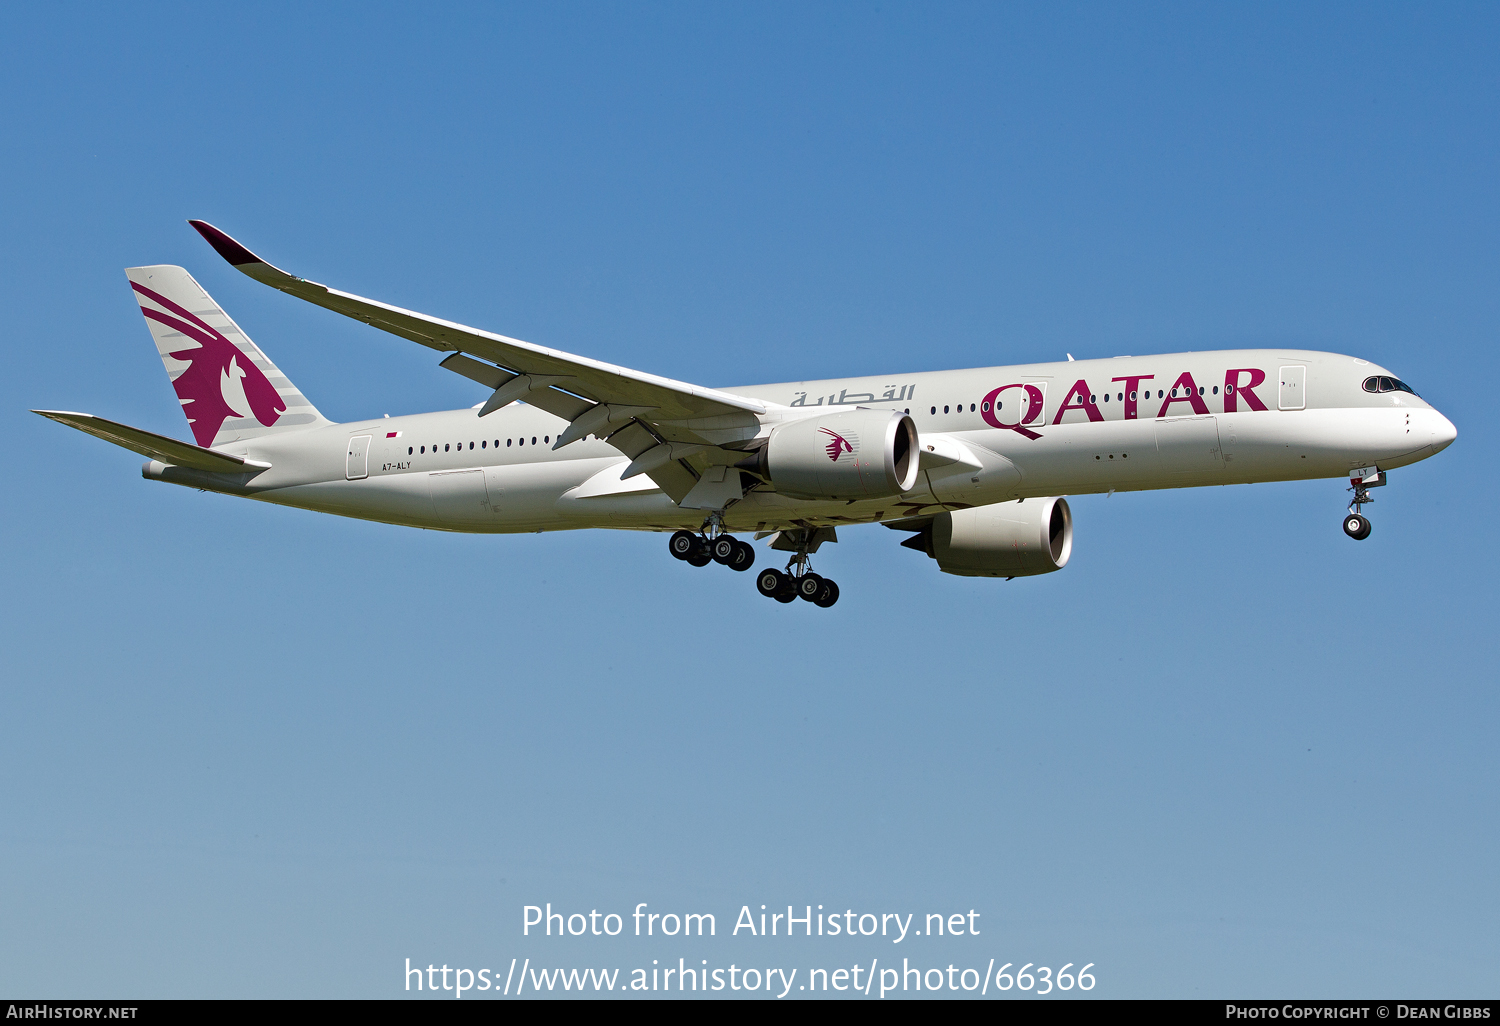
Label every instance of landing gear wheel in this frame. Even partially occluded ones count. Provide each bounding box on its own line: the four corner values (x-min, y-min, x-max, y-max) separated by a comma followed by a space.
710, 536, 738, 564
1343, 514, 1372, 540
756, 568, 787, 598
668, 530, 698, 560
796, 573, 825, 602
774, 590, 797, 603
813, 579, 840, 608
686, 543, 711, 566
728, 540, 755, 571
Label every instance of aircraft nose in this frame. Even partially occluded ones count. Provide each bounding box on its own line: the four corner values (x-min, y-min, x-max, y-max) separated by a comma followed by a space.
1430, 410, 1457, 453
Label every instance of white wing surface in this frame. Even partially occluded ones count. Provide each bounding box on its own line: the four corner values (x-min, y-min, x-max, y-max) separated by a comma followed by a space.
190, 221, 769, 500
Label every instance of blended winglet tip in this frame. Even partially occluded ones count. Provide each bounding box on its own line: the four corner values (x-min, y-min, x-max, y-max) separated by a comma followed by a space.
187, 220, 263, 266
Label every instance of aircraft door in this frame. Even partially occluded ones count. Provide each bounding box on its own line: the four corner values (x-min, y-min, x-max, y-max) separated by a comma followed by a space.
1279, 366, 1306, 410
346, 435, 372, 480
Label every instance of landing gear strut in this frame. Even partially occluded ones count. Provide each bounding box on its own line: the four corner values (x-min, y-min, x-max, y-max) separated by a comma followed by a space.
1343, 468, 1383, 541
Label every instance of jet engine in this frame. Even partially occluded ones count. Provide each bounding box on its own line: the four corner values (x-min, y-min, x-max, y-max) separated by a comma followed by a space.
745, 409, 920, 500
895, 497, 1072, 578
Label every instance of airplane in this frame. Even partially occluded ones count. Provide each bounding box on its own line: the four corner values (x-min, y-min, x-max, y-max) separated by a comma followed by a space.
34, 221, 1457, 608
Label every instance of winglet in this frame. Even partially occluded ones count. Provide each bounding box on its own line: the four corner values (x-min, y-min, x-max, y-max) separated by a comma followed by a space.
188, 220, 263, 266
187, 220, 312, 293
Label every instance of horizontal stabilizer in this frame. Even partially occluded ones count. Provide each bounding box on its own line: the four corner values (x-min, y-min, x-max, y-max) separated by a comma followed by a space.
32, 410, 271, 474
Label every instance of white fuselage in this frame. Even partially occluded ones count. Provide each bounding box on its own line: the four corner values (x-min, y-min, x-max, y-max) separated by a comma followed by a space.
145, 348, 1456, 535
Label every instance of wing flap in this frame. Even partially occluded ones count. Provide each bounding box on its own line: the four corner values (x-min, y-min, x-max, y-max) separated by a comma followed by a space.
33, 410, 270, 474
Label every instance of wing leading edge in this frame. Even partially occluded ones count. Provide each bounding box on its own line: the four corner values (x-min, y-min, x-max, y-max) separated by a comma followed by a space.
189, 221, 770, 501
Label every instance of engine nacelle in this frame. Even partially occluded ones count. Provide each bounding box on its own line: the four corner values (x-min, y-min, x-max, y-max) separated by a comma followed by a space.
901, 497, 1072, 578
753, 409, 920, 500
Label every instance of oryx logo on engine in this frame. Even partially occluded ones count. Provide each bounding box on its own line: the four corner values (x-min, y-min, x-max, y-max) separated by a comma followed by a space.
819, 428, 856, 461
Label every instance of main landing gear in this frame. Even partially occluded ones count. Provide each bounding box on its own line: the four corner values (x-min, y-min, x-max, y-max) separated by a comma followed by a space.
752, 530, 840, 608
1343, 468, 1384, 541
669, 521, 840, 607
668, 529, 755, 571
755, 566, 840, 608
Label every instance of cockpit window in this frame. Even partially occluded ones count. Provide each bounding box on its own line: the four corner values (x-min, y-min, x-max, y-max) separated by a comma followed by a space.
1362, 375, 1420, 397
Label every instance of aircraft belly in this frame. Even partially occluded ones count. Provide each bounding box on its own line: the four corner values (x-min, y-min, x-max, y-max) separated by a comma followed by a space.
976, 407, 1432, 495
997, 419, 1167, 494
1220, 408, 1418, 481
250, 474, 438, 527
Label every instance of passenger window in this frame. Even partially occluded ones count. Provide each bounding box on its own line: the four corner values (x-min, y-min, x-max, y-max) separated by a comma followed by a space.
506, 439, 512, 447
420, 446, 425, 454
545, 436, 550, 443
1212, 386, 1218, 394
969, 403, 975, 412
944, 406, 949, 414
531, 437, 537, 445
407, 447, 413, 455
930, 406, 936, 415
982, 402, 990, 412
1129, 391, 1136, 400
444, 444, 450, 452
1226, 384, 1234, 395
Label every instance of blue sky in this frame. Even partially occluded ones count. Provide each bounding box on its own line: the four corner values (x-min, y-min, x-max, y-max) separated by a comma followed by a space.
1, 2, 1495, 998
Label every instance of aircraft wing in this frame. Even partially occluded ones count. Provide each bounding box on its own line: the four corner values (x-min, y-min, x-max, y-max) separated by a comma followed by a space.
32, 410, 271, 474
189, 221, 769, 500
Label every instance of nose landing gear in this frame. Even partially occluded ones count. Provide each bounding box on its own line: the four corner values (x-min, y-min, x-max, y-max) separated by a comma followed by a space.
1343, 467, 1384, 541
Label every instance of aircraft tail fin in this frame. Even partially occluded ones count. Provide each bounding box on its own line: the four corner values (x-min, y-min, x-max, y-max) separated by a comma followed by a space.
125, 264, 330, 447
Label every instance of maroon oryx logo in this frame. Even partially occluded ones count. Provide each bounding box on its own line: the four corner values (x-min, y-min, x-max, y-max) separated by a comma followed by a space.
819, 428, 855, 461
132, 281, 285, 446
